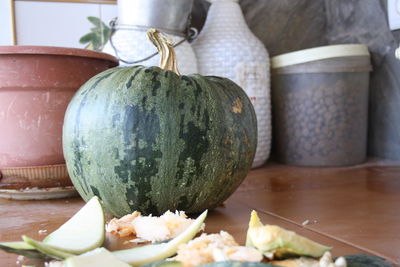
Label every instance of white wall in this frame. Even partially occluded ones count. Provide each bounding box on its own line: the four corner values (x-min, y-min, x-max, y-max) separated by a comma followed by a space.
14, 1, 117, 48
0, 0, 14, 45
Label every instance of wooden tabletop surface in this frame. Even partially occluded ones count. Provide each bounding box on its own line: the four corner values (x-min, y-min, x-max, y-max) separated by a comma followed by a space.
0, 161, 399, 266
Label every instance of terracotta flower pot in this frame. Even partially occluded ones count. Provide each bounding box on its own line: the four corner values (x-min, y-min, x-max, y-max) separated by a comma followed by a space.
0, 46, 118, 193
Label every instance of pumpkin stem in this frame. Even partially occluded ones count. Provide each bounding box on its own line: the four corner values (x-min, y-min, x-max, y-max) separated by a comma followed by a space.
147, 29, 181, 75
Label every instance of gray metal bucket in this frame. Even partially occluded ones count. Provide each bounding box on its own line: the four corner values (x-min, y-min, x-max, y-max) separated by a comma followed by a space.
117, 0, 194, 35
271, 44, 372, 166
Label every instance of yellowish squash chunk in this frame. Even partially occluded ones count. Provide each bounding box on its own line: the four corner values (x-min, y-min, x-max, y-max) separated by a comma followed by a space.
246, 211, 331, 259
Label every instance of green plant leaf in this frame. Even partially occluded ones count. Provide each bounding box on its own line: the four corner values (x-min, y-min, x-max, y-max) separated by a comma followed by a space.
103, 27, 111, 37
91, 36, 102, 50
92, 27, 105, 37
79, 16, 111, 50
88, 16, 103, 28
79, 33, 96, 44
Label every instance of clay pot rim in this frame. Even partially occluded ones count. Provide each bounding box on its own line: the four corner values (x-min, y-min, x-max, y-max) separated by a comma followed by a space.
0, 45, 119, 66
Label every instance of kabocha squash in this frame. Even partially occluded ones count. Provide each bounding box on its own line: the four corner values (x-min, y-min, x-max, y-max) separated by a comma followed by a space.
63, 29, 257, 217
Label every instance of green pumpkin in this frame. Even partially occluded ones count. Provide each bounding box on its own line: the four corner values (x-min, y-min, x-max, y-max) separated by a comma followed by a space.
63, 29, 257, 217
341, 254, 393, 267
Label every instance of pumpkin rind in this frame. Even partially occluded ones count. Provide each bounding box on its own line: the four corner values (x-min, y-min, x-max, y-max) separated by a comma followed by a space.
198, 262, 278, 267
63, 65, 257, 217
340, 254, 392, 267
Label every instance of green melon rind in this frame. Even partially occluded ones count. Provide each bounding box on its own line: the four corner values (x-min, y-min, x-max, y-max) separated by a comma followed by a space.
139, 260, 183, 267
64, 247, 130, 267
257, 237, 332, 259
0, 242, 48, 259
22, 235, 75, 260
63, 66, 257, 217
198, 262, 279, 267
112, 210, 207, 266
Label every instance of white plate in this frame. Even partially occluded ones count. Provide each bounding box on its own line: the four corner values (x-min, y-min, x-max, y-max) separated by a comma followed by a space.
0, 186, 78, 200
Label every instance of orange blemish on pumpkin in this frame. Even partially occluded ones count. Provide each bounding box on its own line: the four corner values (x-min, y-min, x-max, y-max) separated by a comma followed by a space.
243, 135, 249, 145
232, 98, 243, 114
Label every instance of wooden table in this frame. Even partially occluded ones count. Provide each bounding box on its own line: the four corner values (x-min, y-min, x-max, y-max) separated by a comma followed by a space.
1, 161, 399, 266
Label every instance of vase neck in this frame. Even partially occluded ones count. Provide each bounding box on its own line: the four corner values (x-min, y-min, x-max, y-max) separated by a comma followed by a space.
205, 0, 246, 28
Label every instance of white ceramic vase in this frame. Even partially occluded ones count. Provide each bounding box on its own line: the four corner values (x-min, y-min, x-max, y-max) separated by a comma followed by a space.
192, 0, 271, 168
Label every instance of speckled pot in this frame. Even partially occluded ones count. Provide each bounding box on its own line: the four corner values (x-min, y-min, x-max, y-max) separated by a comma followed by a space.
271, 44, 371, 167
0, 46, 118, 190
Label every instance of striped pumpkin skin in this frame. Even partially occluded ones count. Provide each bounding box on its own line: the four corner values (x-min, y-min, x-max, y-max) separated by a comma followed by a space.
63, 65, 257, 217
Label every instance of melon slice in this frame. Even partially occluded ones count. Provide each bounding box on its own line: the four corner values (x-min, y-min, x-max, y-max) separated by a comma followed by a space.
64, 247, 130, 267
42, 196, 105, 254
4, 196, 105, 260
112, 210, 208, 266
0, 196, 105, 259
